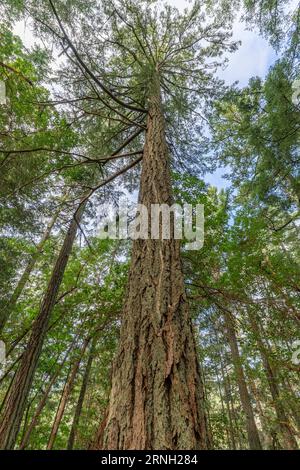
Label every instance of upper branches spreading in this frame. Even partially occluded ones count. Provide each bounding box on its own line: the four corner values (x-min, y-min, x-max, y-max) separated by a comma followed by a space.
34, 0, 238, 172
1, 0, 239, 178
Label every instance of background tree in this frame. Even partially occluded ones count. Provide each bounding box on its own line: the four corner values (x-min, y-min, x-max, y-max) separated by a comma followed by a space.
0, 0, 298, 451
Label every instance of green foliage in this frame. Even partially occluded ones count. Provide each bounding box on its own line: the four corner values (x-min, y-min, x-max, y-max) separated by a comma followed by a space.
211, 58, 300, 212
0, 0, 299, 451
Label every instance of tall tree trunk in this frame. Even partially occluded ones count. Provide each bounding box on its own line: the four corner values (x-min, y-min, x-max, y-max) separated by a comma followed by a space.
0, 203, 85, 450
0, 209, 60, 335
47, 338, 89, 450
98, 78, 210, 450
248, 376, 274, 449
19, 340, 75, 450
214, 365, 232, 448
220, 369, 237, 449
20, 397, 35, 446
248, 312, 298, 449
222, 309, 262, 449
67, 336, 96, 450
198, 356, 213, 447
213, 327, 237, 449
224, 374, 243, 449
282, 376, 300, 432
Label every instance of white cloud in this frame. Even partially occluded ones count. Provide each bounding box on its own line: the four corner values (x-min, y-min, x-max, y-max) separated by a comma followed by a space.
219, 20, 276, 87
13, 20, 36, 48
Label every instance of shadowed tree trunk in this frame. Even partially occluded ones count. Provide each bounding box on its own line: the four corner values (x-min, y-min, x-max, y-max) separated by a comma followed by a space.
19, 339, 76, 450
19, 393, 37, 447
213, 327, 236, 449
248, 312, 298, 449
97, 77, 210, 450
248, 376, 274, 449
198, 355, 213, 447
47, 337, 90, 450
0, 209, 60, 335
0, 133, 143, 450
67, 336, 96, 450
0, 203, 86, 450
222, 308, 262, 450
214, 364, 232, 448
224, 374, 243, 449
282, 376, 300, 432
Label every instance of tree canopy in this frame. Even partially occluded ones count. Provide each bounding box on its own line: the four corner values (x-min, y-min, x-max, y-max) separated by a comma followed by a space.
0, 0, 299, 452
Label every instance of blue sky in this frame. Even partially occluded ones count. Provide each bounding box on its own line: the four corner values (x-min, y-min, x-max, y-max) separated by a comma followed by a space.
14, 0, 279, 190
206, 23, 276, 189
167, 0, 278, 189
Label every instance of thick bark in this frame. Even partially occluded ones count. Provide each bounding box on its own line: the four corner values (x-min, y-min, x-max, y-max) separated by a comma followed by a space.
249, 313, 298, 449
97, 81, 210, 450
214, 365, 232, 448
0, 203, 85, 450
47, 338, 89, 450
0, 209, 60, 335
67, 336, 96, 450
223, 309, 262, 450
198, 356, 213, 447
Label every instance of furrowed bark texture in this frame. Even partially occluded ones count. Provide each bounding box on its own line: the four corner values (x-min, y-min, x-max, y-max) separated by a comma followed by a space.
98, 84, 210, 450
0, 204, 85, 450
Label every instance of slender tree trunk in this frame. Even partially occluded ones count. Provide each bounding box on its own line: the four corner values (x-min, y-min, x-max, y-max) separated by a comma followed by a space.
213, 327, 236, 449
47, 338, 89, 450
0, 203, 85, 450
282, 376, 300, 432
67, 336, 96, 450
248, 377, 274, 449
198, 355, 213, 447
19, 341, 75, 450
223, 309, 262, 449
214, 365, 232, 448
248, 313, 298, 449
220, 369, 237, 449
0, 209, 60, 335
8, 299, 74, 359
97, 78, 210, 450
224, 374, 243, 449
0, 354, 21, 393
20, 398, 35, 446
